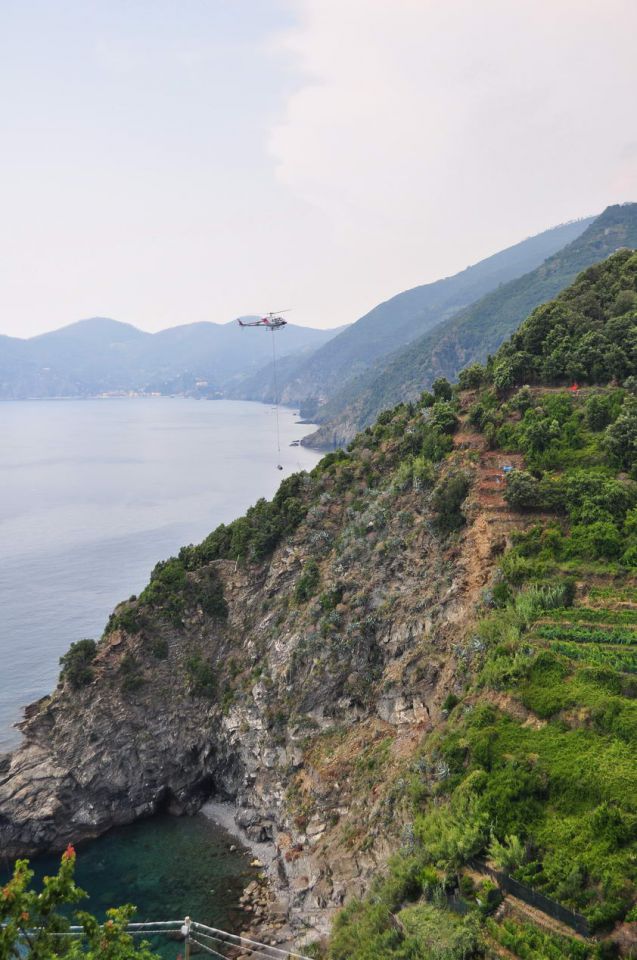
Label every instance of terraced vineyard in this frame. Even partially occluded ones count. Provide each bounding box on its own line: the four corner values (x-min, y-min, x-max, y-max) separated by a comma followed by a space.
549, 640, 637, 673
530, 586, 637, 674
535, 623, 637, 644
312, 253, 637, 959
486, 918, 597, 960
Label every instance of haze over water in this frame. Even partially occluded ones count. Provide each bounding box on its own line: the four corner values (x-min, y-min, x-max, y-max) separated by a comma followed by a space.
0, 398, 321, 749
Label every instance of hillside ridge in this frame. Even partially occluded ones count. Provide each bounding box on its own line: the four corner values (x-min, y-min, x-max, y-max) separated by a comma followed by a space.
2, 252, 637, 958
304, 202, 637, 450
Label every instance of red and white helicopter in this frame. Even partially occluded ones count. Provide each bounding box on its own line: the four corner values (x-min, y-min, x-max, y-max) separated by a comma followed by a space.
237, 310, 289, 331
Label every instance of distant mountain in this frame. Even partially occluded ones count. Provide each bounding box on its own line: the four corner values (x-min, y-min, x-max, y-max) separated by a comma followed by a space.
0, 317, 342, 400
227, 217, 594, 407
303, 203, 637, 448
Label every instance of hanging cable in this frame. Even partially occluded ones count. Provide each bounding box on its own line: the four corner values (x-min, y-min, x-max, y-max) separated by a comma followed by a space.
271, 330, 281, 460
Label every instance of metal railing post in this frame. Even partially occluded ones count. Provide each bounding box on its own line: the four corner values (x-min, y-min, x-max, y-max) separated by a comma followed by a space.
182, 915, 191, 960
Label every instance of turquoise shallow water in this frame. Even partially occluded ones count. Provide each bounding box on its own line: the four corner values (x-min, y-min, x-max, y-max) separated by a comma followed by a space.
0, 814, 255, 957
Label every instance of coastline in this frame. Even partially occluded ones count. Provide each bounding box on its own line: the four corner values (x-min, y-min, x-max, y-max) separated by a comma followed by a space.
202, 800, 303, 948
201, 800, 278, 871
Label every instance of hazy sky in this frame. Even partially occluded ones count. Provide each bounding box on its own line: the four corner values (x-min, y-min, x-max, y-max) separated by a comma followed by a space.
1, 0, 636, 337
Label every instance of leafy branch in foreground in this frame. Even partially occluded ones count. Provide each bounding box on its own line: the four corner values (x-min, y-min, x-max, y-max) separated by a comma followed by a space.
0, 847, 159, 959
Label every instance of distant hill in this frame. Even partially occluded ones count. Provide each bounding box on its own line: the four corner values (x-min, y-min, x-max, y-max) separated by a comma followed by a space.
228, 217, 594, 407
0, 317, 342, 400
304, 203, 637, 448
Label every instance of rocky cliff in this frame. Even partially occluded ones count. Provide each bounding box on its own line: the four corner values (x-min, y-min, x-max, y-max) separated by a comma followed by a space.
0, 396, 513, 937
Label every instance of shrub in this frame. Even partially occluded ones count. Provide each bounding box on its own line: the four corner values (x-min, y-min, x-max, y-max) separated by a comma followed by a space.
107, 606, 145, 635
429, 401, 458, 435
319, 585, 344, 612
442, 693, 460, 712
185, 654, 216, 698
432, 377, 453, 401
510, 385, 533, 413
195, 569, 228, 618
605, 398, 637, 470
585, 394, 615, 431
59, 639, 97, 689
412, 456, 436, 490
504, 470, 543, 510
140, 558, 187, 623
431, 471, 470, 532
488, 833, 526, 873
147, 636, 169, 659
569, 521, 622, 559
458, 363, 487, 390
493, 359, 515, 395
119, 652, 144, 693
294, 559, 321, 603
476, 878, 502, 915
179, 471, 312, 567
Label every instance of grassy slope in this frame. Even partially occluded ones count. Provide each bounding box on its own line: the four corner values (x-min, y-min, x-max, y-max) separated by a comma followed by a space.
322, 253, 637, 959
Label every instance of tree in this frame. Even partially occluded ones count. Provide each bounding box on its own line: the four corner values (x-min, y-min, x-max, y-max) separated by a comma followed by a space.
0, 847, 160, 959
431, 471, 471, 532
492, 360, 515, 396
504, 470, 543, 510
457, 363, 487, 390
59, 640, 97, 689
605, 399, 637, 471
432, 377, 453, 401
429, 401, 458, 435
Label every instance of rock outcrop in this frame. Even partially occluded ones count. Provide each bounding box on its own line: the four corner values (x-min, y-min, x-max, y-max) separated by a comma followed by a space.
0, 407, 511, 936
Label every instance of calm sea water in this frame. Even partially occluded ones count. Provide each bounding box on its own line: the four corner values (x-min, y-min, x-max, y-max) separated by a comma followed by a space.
0, 398, 320, 940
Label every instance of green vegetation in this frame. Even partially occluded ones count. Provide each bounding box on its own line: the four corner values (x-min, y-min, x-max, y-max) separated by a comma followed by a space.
535, 624, 637, 645
494, 249, 637, 388
47, 248, 637, 958
294, 559, 321, 603
185, 653, 216, 698
431, 470, 471, 532
486, 918, 602, 959
179, 472, 311, 567
310, 203, 637, 446
328, 249, 637, 955
59, 639, 97, 689
103, 556, 228, 641
0, 848, 159, 959
551, 641, 637, 674
328, 856, 480, 960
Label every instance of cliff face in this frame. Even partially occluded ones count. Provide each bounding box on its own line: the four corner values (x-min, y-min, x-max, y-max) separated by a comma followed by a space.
0, 400, 512, 934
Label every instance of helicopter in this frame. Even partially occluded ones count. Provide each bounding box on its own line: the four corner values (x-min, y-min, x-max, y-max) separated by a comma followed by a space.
237, 310, 289, 330
237, 311, 290, 469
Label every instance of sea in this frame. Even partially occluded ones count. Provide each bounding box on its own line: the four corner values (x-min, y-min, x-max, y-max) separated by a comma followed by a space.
0, 397, 321, 948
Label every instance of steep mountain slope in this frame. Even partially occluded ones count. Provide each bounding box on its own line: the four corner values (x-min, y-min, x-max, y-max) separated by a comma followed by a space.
1, 254, 637, 957
0, 317, 341, 399
228, 217, 594, 406
306, 203, 637, 449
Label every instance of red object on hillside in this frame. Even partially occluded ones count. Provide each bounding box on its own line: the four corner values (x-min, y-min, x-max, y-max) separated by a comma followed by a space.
569, 383, 579, 393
